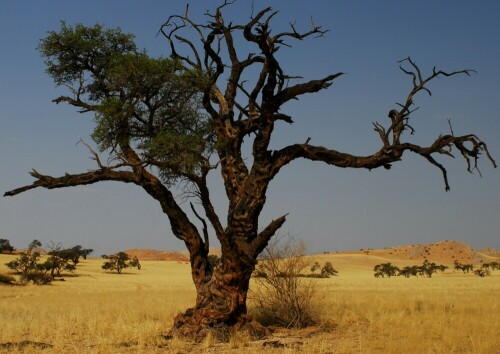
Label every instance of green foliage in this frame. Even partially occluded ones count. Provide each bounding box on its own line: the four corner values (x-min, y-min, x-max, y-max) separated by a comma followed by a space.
375, 260, 449, 278
453, 260, 474, 273
42, 254, 76, 278
0, 239, 14, 253
20, 271, 53, 285
398, 265, 420, 278
420, 259, 441, 278
102, 252, 141, 274
4, 243, 53, 285
3, 240, 88, 285
49, 245, 93, 265
28, 239, 42, 251
39, 22, 137, 89
373, 263, 400, 278
38, 23, 213, 185
6, 251, 41, 275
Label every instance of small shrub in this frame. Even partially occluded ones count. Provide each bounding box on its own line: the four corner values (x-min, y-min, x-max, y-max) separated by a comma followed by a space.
20, 271, 52, 285
251, 237, 320, 328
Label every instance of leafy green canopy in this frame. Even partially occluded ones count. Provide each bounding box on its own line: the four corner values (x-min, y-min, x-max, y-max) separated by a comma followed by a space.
38, 23, 213, 183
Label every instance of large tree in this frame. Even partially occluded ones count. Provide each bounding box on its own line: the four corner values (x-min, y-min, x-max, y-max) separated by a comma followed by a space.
4, 3, 495, 341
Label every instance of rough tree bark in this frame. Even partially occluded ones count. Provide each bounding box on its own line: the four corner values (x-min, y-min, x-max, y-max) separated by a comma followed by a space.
4, 2, 496, 342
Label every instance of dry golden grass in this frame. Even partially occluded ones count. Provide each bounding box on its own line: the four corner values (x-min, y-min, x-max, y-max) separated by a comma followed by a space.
1, 253, 499, 353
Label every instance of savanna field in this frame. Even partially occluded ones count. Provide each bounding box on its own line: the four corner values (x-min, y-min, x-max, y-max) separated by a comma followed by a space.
1, 246, 499, 354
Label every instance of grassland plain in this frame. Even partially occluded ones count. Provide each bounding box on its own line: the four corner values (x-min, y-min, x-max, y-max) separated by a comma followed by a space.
0, 253, 499, 354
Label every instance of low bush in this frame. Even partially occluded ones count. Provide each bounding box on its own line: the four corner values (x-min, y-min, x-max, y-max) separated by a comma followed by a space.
20, 271, 52, 285
251, 238, 320, 328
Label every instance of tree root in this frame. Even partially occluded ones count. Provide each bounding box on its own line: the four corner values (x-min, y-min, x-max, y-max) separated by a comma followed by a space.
167, 309, 271, 343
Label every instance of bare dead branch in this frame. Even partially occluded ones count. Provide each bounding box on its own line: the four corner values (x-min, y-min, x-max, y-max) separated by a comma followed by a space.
52, 96, 96, 113
4, 169, 138, 197
274, 73, 344, 107
447, 118, 455, 136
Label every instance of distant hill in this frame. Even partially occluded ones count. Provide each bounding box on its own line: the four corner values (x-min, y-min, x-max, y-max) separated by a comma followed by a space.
124, 249, 188, 262
478, 248, 500, 258
180, 247, 221, 259
123, 241, 498, 264
341, 240, 499, 265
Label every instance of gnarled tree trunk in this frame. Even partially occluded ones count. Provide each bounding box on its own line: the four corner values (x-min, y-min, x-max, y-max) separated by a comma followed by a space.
171, 245, 266, 342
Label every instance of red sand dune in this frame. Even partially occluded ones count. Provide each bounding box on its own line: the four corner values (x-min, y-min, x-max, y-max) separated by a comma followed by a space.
342, 240, 499, 265
124, 249, 188, 262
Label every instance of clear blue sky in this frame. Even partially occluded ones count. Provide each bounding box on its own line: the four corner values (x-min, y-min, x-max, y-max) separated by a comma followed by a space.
1, 1, 499, 256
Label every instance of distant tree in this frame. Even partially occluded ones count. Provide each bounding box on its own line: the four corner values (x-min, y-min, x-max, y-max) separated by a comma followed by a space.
42, 255, 76, 278
474, 268, 490, 277
374, 263, 400, 278
51, 245, 93, 265
453, 260, 463, 272
419, 260, 443, 278
320, 262, 338, 277
0, 239, 14, 254
80, 248, 94, 260
454, 261, 474, 274
6, 249, 41, 275
128, 256, 141, 270
28, 239, 42, 251
43, 242, 76, 278
398, 265, 420, 278
4, 240, 52, 285
102, 252, 141, 274
437, 264, 448, 273
489, 262, 500, 271
462, 264, 474, 273
480, 262, 496, 271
